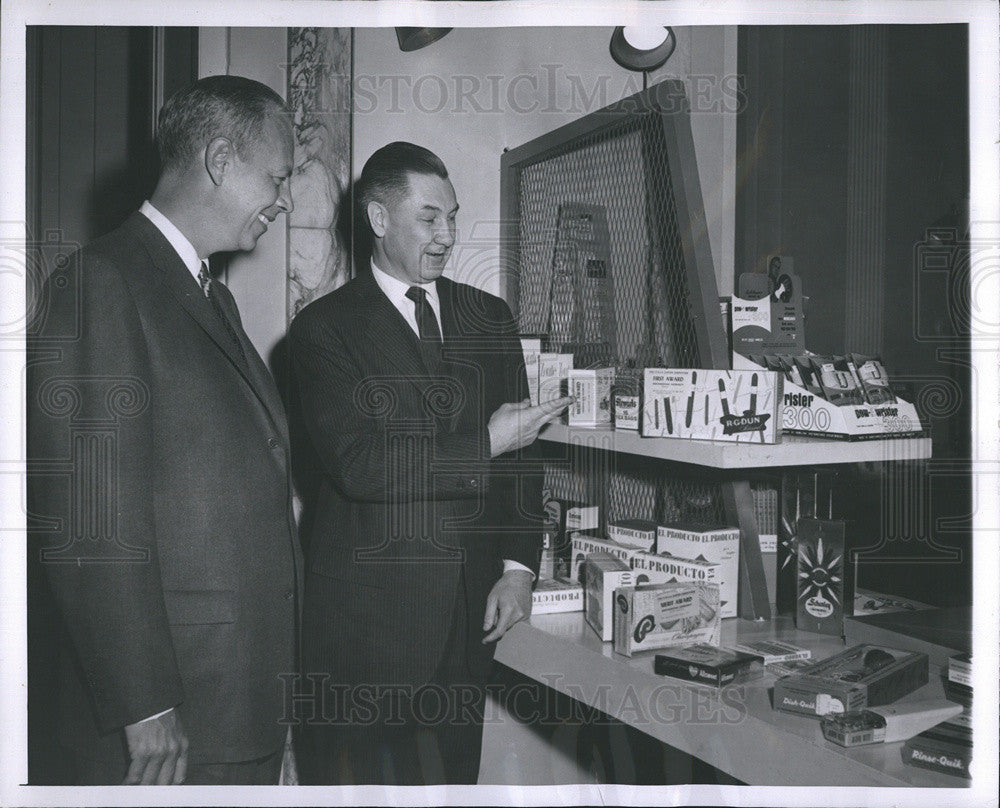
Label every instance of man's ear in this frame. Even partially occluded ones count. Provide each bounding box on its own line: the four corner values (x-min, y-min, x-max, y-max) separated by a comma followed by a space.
205, 137, 234, 186
367, 200, 388, 238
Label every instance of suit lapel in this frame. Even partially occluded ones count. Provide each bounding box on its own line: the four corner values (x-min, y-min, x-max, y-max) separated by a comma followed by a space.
356, 272, 436, 383
126, 213, 286, 436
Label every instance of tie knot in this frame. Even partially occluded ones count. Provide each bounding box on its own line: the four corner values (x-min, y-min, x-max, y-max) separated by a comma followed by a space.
197, 261, 212, 298
405, 286, 427, 305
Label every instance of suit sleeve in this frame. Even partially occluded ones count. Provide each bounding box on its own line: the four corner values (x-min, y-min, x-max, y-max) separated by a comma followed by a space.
26, 250, 183, 733
487, 297, 544, 577
288, 306, 491, 503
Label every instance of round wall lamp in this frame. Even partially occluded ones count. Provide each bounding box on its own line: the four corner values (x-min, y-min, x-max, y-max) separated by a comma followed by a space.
395, 27, 452, 52
609, 26, 676, 72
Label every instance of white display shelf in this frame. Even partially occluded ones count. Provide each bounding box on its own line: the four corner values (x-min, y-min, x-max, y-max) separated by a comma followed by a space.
539, 422, 932, 469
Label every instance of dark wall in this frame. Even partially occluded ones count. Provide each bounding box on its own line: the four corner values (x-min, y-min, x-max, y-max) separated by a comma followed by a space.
736, 24, 971, 608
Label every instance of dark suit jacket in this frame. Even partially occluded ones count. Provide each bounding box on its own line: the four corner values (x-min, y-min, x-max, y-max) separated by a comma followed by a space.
26, 212, 302, 766
289, 272, 542, 689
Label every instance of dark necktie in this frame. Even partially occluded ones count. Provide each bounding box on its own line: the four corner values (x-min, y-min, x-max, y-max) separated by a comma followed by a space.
198, 261, 248, 367
405, 285, 442, 367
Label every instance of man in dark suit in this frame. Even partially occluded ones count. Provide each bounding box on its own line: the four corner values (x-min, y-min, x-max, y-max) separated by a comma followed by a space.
289, 142, 571, 785
27, 75, 301, 785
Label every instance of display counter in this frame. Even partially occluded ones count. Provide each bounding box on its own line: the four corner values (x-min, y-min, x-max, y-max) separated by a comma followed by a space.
490, 612, 968, 787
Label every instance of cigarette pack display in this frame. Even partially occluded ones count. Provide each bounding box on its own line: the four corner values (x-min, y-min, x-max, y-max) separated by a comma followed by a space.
607, 519, 656, 550
538, 353, 572, 404
772, 644, 929, 718
613, 582, 721, 657
629, 550, 719, 589
820, 700, 963, 748
728, 639, 811, 665
657, 522, 739, 618
583, 552, 633, 642
569, 532, 637, 583
796, 518, 853, 636
568, 367, 615, 426
519, 336, 544, 406
654, 644, 763, 687
613, 393, 640, 430
901, 713, 972, 779
642, 368, 782, 443
543, 492, 599, 562
531, 576, 584, 614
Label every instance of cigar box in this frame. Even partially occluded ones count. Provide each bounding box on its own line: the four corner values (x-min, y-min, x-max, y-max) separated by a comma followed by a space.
569, 531, 637, 583
607, 519, 657, 551
656, 522, 739, 618
642, 367, 782, 444
629, 550, 720, 589
654, 644, 763, 688
773, 644, 929, 718
531, 576, 584, 614
583, 552, 633, 642
613, 582, 721, 657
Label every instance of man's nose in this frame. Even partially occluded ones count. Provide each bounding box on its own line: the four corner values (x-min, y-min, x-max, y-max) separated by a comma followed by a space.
435, 220, 455, 247
276, 179, 294, 215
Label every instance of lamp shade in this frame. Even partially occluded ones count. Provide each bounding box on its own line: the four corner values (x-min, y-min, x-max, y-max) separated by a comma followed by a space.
609, 26, 676, 72
395, 27, 452, 52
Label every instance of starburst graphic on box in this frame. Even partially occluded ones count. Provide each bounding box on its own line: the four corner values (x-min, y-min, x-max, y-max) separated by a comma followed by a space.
797, 535, 842, 604
779, 513, 798, 571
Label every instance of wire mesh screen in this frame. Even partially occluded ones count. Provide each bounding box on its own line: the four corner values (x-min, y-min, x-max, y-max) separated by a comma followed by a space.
514, 112, 702, 371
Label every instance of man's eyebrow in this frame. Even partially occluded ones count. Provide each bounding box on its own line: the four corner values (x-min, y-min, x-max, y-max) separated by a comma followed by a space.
418, 203, 460, 214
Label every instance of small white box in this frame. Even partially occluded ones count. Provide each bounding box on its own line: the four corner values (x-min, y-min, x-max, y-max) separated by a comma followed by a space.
607, 519, 657, 551
538, 353, 572, 404
584, 552, 633, 642
570, 532, 637, 583
568, 367, 615, 426
520, 337, 543, 406
565, 505, 599, 533
657, 522, 740, 618
613, 393, 640, 430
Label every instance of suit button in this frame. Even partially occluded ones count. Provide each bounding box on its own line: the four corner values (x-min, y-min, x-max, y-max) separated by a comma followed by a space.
469, 478, 479, 487
284, 589, 294, 601
268, 437, 280, 450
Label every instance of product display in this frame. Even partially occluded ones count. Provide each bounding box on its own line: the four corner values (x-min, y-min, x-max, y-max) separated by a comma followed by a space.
606, 519, 657, 550
568, 367, 615, 426
772, 644, 929, 718
543, 492, 599, 564
796, 518, 853, 636
531, 576, 584, 614
657, 522, 739, 618
613, 581, 721, 657
654, 644, 763, 687
642, 368, 782, 443
583, 551, 633, 642
820, 700, 963, 748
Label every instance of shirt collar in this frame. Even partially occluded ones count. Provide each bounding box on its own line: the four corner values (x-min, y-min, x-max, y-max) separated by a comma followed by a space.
140, 200, 203, 280
370, 260, 439, 307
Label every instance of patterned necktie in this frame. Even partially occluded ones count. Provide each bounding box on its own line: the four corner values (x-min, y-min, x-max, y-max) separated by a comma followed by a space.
198, 261, 248, 366
405, 285, 442, 367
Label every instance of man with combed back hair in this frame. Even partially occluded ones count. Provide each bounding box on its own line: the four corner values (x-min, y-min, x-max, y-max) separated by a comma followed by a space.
27, 75, 301, 785
290, 141, 571, 785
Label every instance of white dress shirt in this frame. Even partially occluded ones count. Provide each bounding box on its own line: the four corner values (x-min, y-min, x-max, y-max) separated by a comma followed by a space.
370, 261, 533, 580
140, 200, 205, 281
